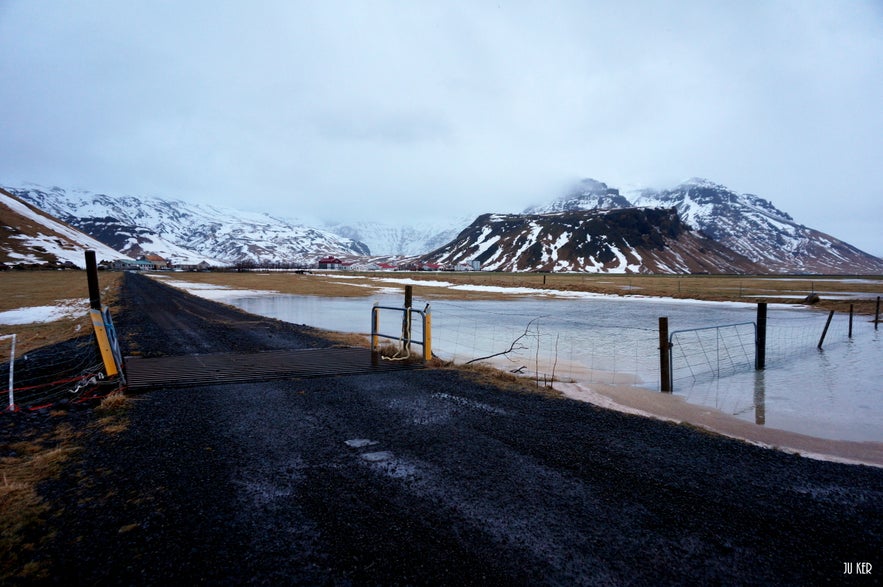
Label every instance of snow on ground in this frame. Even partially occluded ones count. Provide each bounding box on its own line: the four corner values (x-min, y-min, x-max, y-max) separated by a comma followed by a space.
0, 299, 89, 325
332, 274, 765, 308
148, 275, 281, 301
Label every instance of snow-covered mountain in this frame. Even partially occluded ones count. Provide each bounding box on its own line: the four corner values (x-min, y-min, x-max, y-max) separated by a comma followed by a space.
1, 187, 131, 268
323, 219, 470, 256
7, 177, 881, 274
527, 177, 883, 274
5, 185, 369, 266
422, 207, 759, 273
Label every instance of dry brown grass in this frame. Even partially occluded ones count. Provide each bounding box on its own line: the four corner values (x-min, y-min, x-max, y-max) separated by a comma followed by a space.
0, 269, 121, 313
94, 392, 132, 435
446, 360, 564, 399
0, 418, 82, 581
320, 331, 372, 348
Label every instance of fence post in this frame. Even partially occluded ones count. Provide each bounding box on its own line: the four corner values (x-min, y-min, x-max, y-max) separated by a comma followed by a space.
818, 310, 835, 349
371, 304, 380, 365
85, 250, 101, 310
659, 317, 671, 392
849, 304, 854, 339
755, 302, 767, 370
423, 307, 432, 362
403, 286, 413, 352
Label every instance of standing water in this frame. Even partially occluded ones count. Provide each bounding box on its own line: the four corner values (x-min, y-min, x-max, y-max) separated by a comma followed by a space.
229, 292, 881, 442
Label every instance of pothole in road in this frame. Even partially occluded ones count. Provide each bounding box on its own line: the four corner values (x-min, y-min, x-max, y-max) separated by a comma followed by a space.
346, 440, 419, 479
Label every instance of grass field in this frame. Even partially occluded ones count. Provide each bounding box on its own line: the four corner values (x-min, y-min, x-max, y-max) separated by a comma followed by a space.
0, 270, 121, 359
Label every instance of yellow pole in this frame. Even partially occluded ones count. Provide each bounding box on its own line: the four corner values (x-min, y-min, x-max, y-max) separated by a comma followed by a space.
90, 309, 119, 377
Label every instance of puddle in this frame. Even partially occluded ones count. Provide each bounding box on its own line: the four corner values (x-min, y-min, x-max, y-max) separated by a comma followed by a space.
361, 451, 394, 462
345, 439, 378, 448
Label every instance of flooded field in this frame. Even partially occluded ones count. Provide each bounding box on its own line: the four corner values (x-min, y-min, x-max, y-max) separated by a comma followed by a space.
226, 288, 882, 442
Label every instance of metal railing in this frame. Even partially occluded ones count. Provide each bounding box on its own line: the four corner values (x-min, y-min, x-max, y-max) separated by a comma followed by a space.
371, 303, 432, 362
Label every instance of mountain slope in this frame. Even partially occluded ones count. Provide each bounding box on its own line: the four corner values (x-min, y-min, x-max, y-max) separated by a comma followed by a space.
1, 187, 131, 267
528, 177, 883, 274
6, 185, 369, 265
628, 178, 883, 274
422, 208, 760, 273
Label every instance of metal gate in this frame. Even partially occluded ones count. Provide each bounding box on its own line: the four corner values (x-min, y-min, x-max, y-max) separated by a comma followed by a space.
668, 322, 756, 390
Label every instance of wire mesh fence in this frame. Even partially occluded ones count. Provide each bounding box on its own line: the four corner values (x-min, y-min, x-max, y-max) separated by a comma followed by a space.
669, 322, 757, 387
429, 299, 661, 387
426, 298, 876, 392
0, 332, 107, 410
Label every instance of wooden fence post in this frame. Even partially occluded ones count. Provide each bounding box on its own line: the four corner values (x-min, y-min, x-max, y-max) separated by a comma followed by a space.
85, 250, 101, 310
849, 304, 854, 339
755, 302, 767, 370
659, 317, 671, 392
818, 310, 835, 349
371, 304, 380, 365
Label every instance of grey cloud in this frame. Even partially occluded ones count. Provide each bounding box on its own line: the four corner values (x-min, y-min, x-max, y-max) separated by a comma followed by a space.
1, 0, 881, 255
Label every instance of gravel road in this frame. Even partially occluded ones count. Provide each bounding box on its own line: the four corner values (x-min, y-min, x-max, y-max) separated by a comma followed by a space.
23, 273, 883, 584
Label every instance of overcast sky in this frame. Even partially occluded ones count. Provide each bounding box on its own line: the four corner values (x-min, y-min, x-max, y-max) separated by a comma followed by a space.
1, 0, 881, 256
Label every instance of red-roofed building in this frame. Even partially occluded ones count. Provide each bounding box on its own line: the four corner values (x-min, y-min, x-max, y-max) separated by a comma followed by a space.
317, 256, 343, 270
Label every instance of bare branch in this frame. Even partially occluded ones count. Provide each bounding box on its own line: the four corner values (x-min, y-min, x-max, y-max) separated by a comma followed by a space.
465, 316, 548, 365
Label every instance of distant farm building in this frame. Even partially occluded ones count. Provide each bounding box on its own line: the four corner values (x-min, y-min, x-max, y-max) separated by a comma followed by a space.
317, 256, 343, 270
454, 260, 482, 271
143, 254, 169, 270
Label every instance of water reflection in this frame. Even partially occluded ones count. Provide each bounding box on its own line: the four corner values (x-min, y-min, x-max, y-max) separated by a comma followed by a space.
753, 370, 765, 426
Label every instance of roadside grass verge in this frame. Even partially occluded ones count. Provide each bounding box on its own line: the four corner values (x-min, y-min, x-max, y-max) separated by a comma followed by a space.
0, 415, 83, 582
0, 395, 132, 582
1, 271, 125, 581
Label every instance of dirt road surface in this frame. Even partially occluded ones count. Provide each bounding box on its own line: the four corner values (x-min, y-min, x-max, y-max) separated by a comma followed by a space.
28, 274, 883, 584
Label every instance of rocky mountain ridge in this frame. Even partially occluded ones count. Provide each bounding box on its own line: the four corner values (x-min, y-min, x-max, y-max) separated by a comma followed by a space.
521, 177, 883, 274
421, 207, 760, 273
